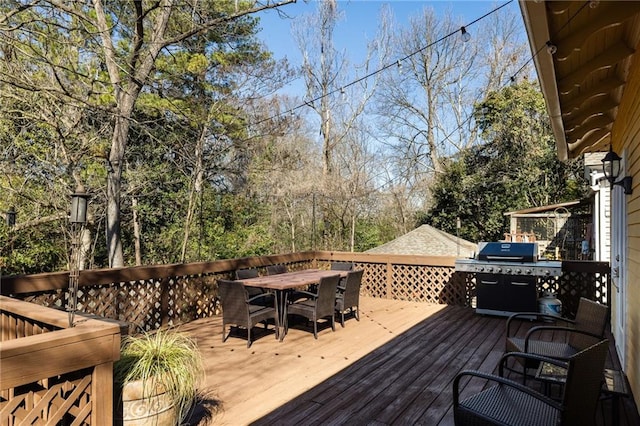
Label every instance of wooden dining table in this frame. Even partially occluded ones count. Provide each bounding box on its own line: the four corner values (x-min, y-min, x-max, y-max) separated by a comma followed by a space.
235, 269, 347, 341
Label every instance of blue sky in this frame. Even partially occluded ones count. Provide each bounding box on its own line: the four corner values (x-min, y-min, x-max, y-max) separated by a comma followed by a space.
256, 0, 523, 95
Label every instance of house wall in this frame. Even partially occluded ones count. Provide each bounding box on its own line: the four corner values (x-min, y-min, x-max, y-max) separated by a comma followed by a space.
611, 50, 640, 408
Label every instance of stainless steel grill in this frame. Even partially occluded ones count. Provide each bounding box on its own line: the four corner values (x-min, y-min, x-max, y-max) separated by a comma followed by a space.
455, 242, 562, 317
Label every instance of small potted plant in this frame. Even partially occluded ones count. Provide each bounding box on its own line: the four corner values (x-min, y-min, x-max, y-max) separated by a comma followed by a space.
114, 329, 204, 425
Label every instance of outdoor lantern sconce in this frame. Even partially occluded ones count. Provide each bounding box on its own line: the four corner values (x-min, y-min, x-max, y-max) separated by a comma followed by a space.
6, 207, 16, 228
70, 184, 89, 224
602, 147, 633, 195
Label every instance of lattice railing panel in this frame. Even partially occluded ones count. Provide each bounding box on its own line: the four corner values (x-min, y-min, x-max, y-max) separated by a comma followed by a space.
359, 263, 387, 298
23, 290, 66, 311
166, 274, 221, 325
82, 284, 120, 318
438, 270, 468, 306
390, 265, 464, 305
392, 265, 426, 302
117, 279, 163, 332
1, 368, 93, 425
537, 276, 560, 295
558, 271, 608, 318
8, 256, 609, 333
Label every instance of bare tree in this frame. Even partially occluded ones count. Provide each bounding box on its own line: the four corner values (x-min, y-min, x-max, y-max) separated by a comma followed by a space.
374, 5, 530, 230
293, 0, 390, 177
292, 0, 392, 249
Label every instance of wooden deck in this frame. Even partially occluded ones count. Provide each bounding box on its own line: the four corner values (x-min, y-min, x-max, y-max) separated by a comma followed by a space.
180, 296, 639, 426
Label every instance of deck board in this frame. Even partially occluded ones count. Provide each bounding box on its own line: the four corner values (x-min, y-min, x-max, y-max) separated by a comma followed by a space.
181, 297, 639, 426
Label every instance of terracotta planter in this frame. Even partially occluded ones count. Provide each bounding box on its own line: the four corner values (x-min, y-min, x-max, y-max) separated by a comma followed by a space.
116, 379, 177, 426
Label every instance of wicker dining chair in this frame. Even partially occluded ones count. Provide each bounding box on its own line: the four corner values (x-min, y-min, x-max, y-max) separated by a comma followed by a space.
266, 264, 287, 275
235, 268, 260, 295
330, 261, 354, 271
286, 274, 340, 339
218, 279, 279, 348
505, 297, 608, 372
234, 268, 269, 300
335, 269, 363, 327
453, 339, 609, 426
330, 261, 353, 293
235, 268, 259, 280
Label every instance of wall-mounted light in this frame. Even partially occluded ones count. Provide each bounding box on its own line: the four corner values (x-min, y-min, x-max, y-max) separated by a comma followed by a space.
70, 184, 89, 224
460, 26, 471, 42
5, 207, 16, 228
602, 147, 633, 194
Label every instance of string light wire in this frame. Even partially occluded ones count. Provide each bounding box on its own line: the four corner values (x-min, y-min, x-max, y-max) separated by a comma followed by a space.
372, 0, 593, 190
254, 0, 515, 125
508, 1, 589, 83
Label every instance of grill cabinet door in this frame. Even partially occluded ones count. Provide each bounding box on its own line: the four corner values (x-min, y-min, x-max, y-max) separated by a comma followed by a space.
476, 273, 537, 315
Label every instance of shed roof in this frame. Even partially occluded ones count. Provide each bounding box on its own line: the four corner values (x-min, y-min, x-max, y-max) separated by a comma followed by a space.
503, 200, 588, 216
366, 224, 476, 258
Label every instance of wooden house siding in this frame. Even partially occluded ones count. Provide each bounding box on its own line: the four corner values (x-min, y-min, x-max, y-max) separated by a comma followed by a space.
611, 49, 640, 408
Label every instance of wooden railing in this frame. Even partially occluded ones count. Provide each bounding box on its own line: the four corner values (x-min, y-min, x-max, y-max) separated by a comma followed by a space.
1, 252, 610, 331
0, 295, 121, 425
0, 252, 610, 424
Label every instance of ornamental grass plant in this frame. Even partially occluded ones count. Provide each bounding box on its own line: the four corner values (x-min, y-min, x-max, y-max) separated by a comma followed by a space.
114, 329, 204, 424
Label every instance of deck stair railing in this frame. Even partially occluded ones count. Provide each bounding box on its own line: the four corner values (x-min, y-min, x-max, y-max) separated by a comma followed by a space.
0, 295, 121, 425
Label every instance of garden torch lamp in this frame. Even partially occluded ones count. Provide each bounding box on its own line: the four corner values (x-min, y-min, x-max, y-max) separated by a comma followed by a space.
601, 146, 633, 195
68, 184, 89, 327
6, 207, 16, 228
70, 185, 89, 224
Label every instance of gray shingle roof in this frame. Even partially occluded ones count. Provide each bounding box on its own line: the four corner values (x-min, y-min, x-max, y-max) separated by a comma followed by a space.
366, 225, 477, 258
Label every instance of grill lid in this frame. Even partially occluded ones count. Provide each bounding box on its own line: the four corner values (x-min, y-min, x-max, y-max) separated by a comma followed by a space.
477, 242, 538, 262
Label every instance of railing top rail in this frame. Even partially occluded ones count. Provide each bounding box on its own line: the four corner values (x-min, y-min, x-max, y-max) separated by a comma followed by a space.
1, 252, 320, 295
1, 296, 121, 390
314, 251, 459, 266
1, 251, 609, 296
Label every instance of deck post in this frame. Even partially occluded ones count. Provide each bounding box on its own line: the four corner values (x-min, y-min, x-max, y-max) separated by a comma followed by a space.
386, 262, 393, 299
160, 277, 170, 327
92, 362, 114, 425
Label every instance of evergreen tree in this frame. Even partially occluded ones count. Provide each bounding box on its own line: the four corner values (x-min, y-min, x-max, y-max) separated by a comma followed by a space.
422, 80, 587, 242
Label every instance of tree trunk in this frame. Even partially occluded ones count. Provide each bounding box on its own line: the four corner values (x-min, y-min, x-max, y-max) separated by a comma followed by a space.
106, 113, 129, 267
132, 197, 142, 266
350, 214, 355, 252
181, 123, 206, 263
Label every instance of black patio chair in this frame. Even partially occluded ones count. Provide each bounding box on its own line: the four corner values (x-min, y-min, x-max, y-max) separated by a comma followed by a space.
218, 279, 279, 348
330, 261, 353, 293
335, 269, 363, 327
266, 264, 287, 275
234, 268, 270, 301
505, 297, 608, 373
453, 339, 609, 426
286, 274, 340, 339
330, 261, 354, 271
235, 268, 259, 280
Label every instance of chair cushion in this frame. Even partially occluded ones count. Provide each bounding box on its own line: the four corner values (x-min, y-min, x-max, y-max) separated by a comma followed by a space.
248, 304, 273, 315
288, 300, 316, 316
457, 384, 559, 426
